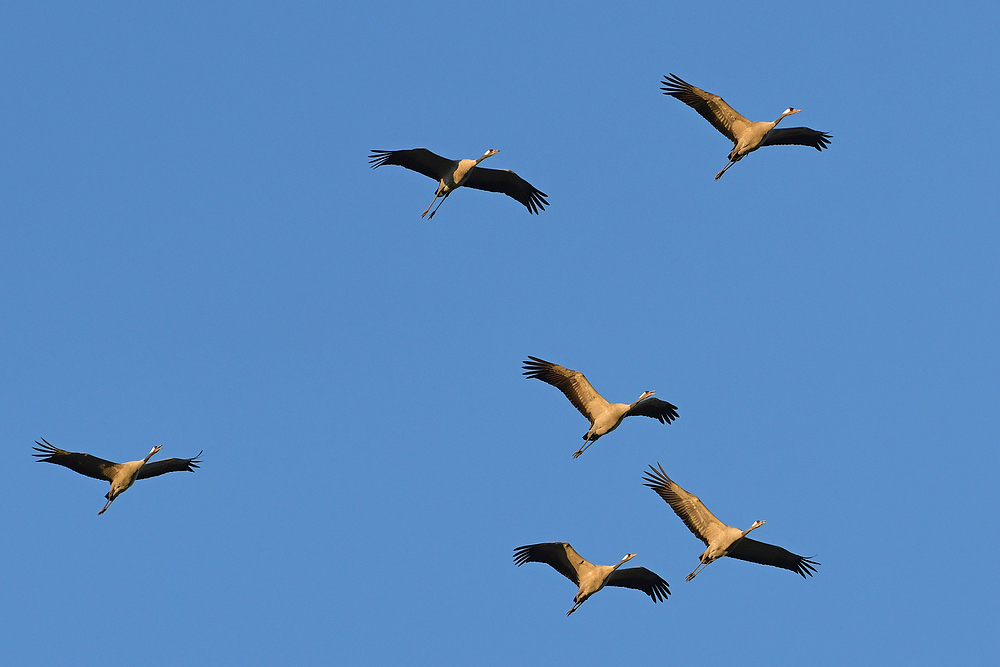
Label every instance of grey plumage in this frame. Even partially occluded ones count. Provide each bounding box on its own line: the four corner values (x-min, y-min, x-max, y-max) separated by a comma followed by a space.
661, 73, 831, 179
523, 356, 679, 458
643, 463, 818, 580
369, 148, 547, 218
33, 439, 202, 515
514, 542, 669, 616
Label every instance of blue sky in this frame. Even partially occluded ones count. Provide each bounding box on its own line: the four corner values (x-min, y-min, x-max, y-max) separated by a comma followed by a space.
3, 1, 998, 664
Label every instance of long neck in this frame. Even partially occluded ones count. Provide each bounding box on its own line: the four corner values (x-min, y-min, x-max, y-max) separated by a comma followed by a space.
611, 554, 635, 572
771, 109, 796, 128
630, 391, 654, 409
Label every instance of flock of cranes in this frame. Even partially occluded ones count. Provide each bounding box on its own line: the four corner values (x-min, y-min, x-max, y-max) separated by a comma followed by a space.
514, 357, 818, 614
32, 72, 823, 616
505, 75, 824, 613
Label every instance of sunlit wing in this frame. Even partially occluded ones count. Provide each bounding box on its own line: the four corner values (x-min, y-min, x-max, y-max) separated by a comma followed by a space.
523, 357, 608, 421
514, 542, 582, 585
661, 73, 752, 144
643, 464, 730, 547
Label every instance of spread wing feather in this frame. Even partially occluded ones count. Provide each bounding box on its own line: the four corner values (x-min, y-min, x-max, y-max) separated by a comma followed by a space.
137, 451, 203, 479
514, 542, 582, 585
522, 357, 608, 421
726, 537, 819, 578
661, 73, 751, 145
643, 463, 730, 548
760, 127, 832, 150
32, 439, 118, 482
462, 168, 548, 214
627, 397, 679, 423
605, 567, 670, 602
368, 148, 454, 181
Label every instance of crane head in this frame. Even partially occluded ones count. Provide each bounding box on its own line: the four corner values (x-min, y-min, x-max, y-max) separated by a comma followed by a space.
149, 445, 163, 456
481, 149, 500, 159
782, 108, 802, 117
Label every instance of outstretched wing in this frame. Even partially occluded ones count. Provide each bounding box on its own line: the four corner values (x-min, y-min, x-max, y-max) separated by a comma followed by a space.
661, 73, 752, 145
368, 148, 453, 181
514, 542, 582, 585
463, 167, 548, 214
523, 356, 608, 422
137, 451, 203, 480
626, 397, 679, 424
726, 537, 819, 578
606, 567, 670, 602
643, 463, 730, 548
760, 128, 832, 150
32, 439, 117, 482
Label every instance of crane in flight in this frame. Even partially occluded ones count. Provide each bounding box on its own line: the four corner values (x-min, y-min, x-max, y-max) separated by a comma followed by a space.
523, 356, 679, 458
643, 463, 818, 580
33, 439, 202, 515
661, 73, 831, 180
369, 148, 547, 219
514, 542, 669, 616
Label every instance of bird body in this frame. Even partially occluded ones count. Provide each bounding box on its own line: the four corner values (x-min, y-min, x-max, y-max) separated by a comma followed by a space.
369, 148, 548, 218
101, 445, 161, 515
522, 356, 679, 458
643, 463, 818, 580
514, 542, 669, 616
33, 439, 202, 515
661, 73, 831, 179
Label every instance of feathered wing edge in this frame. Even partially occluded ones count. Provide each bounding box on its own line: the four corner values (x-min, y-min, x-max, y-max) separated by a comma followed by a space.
660, 73, 750, 145
627, 397, 680, 424
606, 567, 670, 602
136, 451, 203, 480
32, 439, 117, 482
368, 148, 453, 181
642, 463, 725, 548
522, 356, 605, 421
760, 127, 832, 150
462, 167, 548, 214
514, 542, 581, 585
726, 537, 820, 578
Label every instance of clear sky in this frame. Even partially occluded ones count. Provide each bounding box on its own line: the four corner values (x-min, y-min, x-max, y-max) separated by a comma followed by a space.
3, 1, 998, 664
